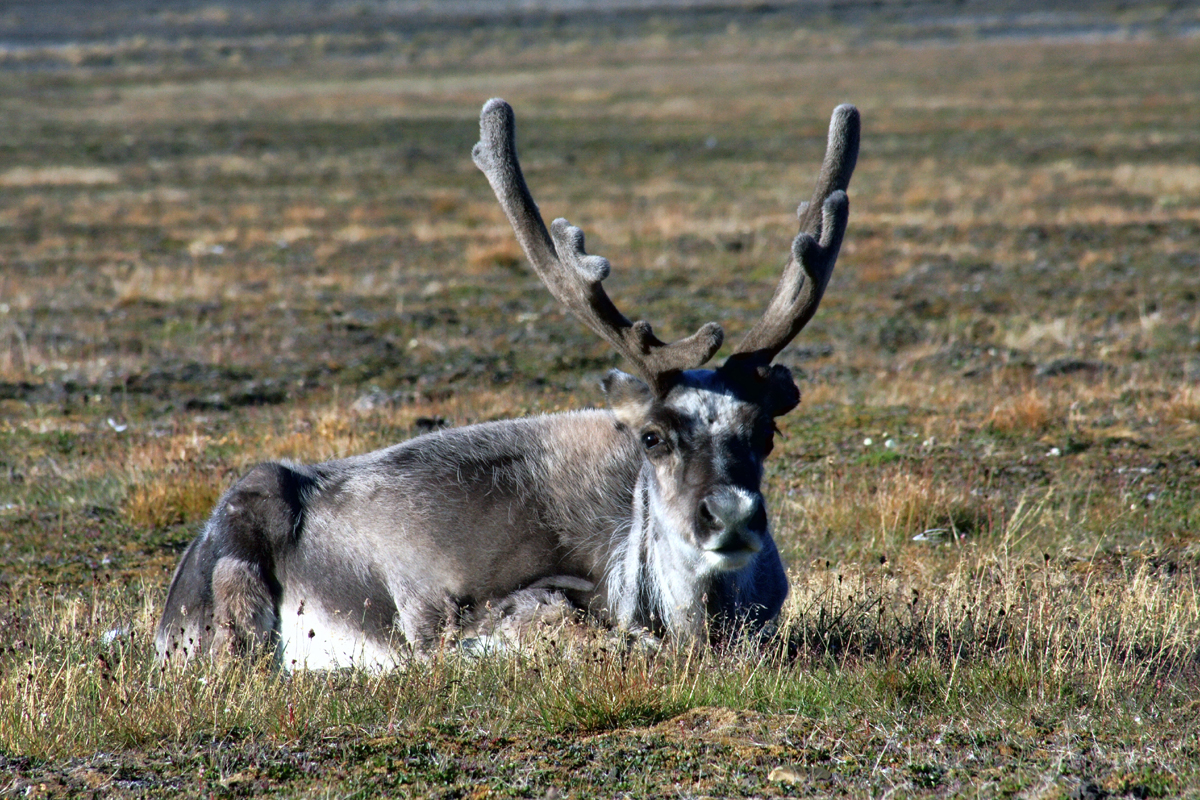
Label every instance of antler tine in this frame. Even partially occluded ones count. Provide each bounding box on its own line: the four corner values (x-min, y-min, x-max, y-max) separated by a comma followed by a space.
731, 104, 859, 366
473, 98, 723, 393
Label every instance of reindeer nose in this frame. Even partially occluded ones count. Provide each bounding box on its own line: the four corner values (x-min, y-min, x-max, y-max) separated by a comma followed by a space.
698, 488, 765, 555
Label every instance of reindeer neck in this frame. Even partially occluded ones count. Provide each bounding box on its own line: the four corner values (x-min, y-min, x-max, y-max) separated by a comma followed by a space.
606, 461, 713, 639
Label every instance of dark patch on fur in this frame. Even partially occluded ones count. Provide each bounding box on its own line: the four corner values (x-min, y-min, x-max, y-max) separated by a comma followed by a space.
716, 359, 801, 418
288, 558, 402, 644
707, 531, 788, 635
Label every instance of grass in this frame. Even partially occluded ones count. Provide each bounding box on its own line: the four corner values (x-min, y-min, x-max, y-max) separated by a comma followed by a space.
2, 2, 1200, 796
1, 558, 1195, 795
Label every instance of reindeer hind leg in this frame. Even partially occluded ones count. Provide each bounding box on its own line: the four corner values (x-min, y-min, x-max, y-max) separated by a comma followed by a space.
205, 461, 307, 661
157, 461, 304, 663
211, 556, 279, 659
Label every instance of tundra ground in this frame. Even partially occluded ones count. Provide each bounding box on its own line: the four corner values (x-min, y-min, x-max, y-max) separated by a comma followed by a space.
1, 3, 1199, 797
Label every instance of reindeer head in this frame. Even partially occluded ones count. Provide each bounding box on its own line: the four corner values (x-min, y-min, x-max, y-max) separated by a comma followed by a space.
474, 99, 858, 578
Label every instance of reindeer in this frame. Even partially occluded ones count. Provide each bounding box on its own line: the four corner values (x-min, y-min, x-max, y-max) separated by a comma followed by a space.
156, 98, 858, 668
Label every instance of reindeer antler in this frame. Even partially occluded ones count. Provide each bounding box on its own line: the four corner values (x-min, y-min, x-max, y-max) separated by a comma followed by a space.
473, 98, 724, 395
731, 103, 859, 366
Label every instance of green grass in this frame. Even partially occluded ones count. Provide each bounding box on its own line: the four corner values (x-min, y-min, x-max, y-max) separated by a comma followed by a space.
2, 572, 1195, 795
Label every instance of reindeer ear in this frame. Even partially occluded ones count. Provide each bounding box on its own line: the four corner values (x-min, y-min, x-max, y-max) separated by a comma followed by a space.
602, 369, 654, 427
763, 364, 801, 418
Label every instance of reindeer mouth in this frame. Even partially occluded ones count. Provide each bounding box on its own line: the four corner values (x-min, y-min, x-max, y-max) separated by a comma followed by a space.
702, 531, 763, 571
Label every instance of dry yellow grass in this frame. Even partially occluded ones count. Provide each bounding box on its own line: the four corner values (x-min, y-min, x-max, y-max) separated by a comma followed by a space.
0, 166, 121, 187
987, 388, 1058, 435
777, 463, 982, 557
465, 238, 523, 274
123, 467, 227, 530
1163, 385, 1200, 424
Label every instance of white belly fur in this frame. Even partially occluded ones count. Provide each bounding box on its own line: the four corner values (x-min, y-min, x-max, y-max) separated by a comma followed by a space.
277, 589, 403, 671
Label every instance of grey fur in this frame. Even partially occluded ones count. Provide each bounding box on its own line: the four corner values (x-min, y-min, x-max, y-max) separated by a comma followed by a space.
156, 100, 858, 668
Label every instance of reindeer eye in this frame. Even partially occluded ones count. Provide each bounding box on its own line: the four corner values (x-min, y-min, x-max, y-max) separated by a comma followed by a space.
641, 431, 662, 451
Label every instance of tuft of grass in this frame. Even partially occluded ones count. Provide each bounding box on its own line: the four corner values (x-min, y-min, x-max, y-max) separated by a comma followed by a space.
528, 652, 693, 732
466, 239, 524, 275
1163, 385, 1200, 424
987, 388, 1057, 436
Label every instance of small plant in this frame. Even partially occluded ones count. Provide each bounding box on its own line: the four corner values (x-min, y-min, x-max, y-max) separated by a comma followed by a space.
909, 761, 946, 789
